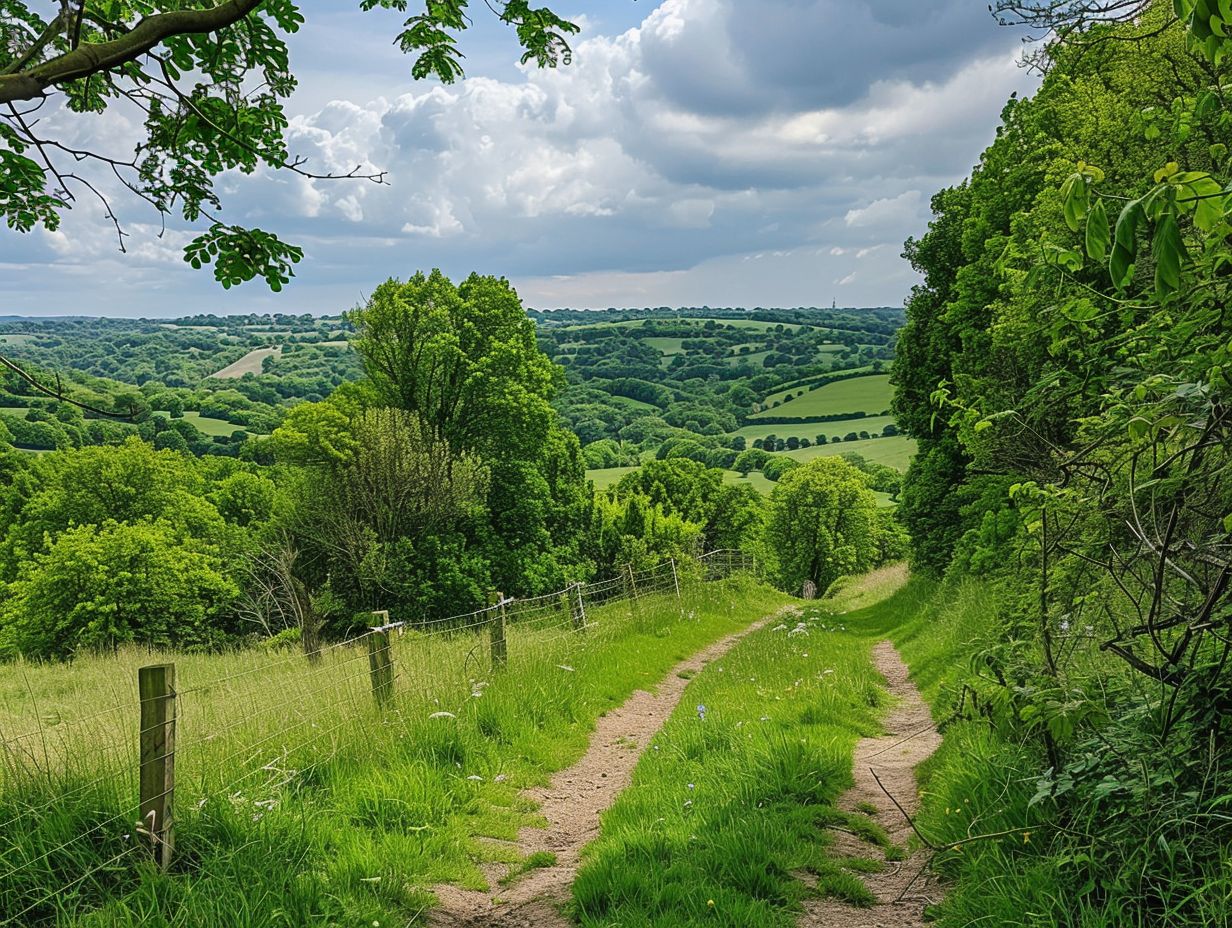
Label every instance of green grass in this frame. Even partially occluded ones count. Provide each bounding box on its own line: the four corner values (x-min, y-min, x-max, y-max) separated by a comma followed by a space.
0, 575, 790, 927
0, 334, 39, 346
587, 466, 638, 490
643, 336, 689, 356
753, 375, 892, 420
208, 347, 281, 379
153, 411, 246, 437
571, 567, 914, 927
733, 416, 896, 444
606, 394, 660, 412
782, 434, 915, 470
843, 577, 1232, 928
721, 469, 775, 496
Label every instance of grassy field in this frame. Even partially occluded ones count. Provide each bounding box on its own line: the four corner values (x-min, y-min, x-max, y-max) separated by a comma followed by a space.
572, 566, 912, 926
209, 347, 282, 379
0, 334, 39, 346
0, 574, 790, 927
606, 394, 660, 412
733, 415, 897, 444
160, 411, 246, 437
721, 469, 776, 495
753, 374, 893, 419
782, 434, 916, 470
560, 318, 802, 333
588, 466, 638, 490
643, 336, 688, 357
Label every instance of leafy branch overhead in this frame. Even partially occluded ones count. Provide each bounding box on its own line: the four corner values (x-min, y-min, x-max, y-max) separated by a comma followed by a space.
0, 1, 578, 289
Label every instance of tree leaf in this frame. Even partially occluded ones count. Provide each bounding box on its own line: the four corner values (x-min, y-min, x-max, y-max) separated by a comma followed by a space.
1085, 198, 1110, 262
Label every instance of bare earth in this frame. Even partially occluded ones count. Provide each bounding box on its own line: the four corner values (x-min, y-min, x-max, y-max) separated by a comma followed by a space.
428, 610, 783, 928
798, 640, 944, 928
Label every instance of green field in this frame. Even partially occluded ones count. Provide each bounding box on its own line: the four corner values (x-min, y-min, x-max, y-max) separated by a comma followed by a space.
0, 334, 39, 346
642, 336, 688, 356
721, 469, 775, 495
733, 415, 896, 444
754, 374, 892, 419
152, 410, 247, 437
781, 434, 916, 470
606, 395, 659, 412
209, 347, 282, 378
587, 466, 638, 490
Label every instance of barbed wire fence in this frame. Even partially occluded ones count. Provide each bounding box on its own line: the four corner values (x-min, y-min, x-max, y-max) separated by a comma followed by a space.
0, 549, 756, 926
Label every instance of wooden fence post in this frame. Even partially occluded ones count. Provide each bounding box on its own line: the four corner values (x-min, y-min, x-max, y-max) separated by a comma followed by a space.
488, 591, 508, 668
670, 557, 681, 599
573, 582, 587, 631
138, 663, 176, 870
367, 628, 394, 707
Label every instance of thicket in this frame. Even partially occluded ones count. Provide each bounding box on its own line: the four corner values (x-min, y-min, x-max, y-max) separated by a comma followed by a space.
892, 3, 1232, 922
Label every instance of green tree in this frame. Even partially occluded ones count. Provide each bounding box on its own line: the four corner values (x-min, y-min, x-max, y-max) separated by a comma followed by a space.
1, 1, 578, 289
762, 456, 880, 594
0, 520, 237, 658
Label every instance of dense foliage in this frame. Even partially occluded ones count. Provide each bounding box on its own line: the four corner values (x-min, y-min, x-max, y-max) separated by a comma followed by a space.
892, 2, 1232, 921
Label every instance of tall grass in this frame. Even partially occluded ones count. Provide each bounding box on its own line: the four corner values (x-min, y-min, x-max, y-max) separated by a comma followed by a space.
849, 578, 1232, 928
570, 570, 910, 927
0, 571, 790, 927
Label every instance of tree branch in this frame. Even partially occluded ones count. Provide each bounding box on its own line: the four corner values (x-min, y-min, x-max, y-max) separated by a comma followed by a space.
0, 0, 264, 103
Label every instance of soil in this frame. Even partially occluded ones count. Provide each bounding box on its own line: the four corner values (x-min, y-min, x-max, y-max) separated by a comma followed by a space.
427, 610, 784, 927
797, 640, 944, 928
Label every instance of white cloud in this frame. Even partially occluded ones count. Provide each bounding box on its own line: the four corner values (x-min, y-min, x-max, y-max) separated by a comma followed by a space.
2, 0, 1039, 314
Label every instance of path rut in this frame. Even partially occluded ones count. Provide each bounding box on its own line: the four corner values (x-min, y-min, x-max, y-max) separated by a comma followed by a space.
798, 639, 943, 928
428, 610, 784, 928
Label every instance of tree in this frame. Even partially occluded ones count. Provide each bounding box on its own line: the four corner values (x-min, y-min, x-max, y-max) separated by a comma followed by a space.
762, 457, 880, 595
0, 520, 237, 658
1, 1, 578, 289
350, 271, 557, 461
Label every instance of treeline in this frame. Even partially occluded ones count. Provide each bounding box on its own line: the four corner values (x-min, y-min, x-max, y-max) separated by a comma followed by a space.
892, 3, 1232, 923
0, 272, 905, 662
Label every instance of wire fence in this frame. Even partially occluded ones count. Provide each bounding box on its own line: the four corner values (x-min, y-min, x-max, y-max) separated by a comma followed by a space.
0, 549, 756, 926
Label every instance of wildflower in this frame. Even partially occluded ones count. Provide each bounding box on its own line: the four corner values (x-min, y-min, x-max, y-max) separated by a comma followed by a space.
696, 704, 707, 721
494, 774, 507, 783
687, 783, 695, 790
684, 799, 693, 808
430, 711, 457, 720
466, 775, 483, 782
1022, 832, 1031, 844
953, 844, 962, 852
707, 899, 715, 908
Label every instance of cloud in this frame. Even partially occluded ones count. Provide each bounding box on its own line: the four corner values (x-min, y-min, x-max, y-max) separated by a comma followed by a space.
2, 0, 1038, 314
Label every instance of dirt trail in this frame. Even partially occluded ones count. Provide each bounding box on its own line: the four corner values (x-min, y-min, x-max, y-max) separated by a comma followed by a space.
799, 640, 943, 928
428, 611, 784, 928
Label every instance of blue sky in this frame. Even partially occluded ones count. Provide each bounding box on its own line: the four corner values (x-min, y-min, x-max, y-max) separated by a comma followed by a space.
0, 1, 1038, 317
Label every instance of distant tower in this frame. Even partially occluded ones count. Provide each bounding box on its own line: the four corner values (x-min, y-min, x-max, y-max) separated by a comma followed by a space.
831, 299, 836, 309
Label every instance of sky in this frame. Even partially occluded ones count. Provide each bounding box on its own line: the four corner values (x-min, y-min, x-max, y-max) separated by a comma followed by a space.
0, 0, 1040, 317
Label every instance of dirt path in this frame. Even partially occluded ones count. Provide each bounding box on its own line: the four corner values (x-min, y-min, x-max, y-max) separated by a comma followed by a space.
428, 610, 784, 928
799, 640, 943, 928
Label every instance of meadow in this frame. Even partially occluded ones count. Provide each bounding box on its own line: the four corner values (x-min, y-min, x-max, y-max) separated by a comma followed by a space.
0, 565, 789, 927
732, 414, 896, 444
209, 346, 282, 378
572, 566, 913, 926
752, 374, 894, 419
785, 435, 915, 471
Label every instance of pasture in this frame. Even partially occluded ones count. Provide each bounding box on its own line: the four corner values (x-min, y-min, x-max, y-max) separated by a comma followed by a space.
782, 434, 916, 471
733, 414, 897, 444
753, 374, 893, 419
209, 346, 282, 378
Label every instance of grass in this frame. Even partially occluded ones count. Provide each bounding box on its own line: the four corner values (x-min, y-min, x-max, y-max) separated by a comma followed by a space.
571, 568, 915, 927
208, 347, 281, 379
732, 415, 897, 444
721, 469, 776, 495
606, 394, 660, 412
0, 334, 39, 346
0, 574, 790, 927
587, 466, 638, 490
782, 434, 916, 470
753, 374, 892, 419
151, 410, 246, 437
